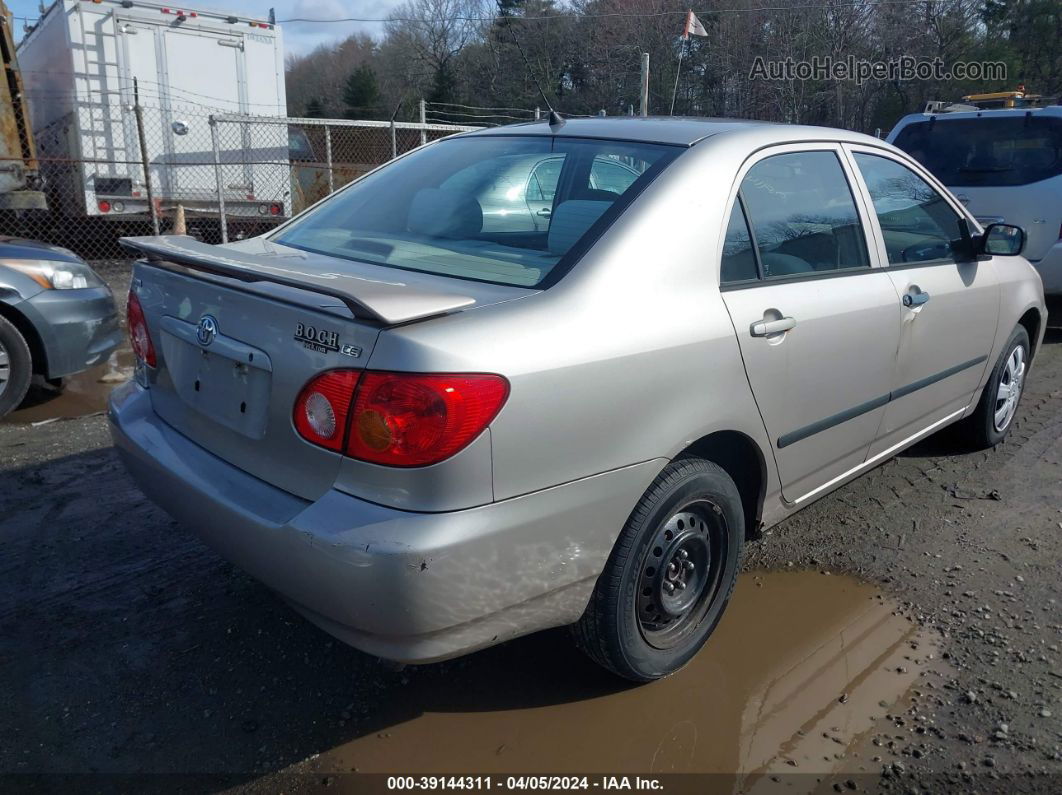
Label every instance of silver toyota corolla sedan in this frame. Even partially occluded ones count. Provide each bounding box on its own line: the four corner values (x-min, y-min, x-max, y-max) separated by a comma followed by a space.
109, 117, 1046, 681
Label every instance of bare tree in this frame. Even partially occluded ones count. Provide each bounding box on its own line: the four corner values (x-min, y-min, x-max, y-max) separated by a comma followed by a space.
283, 0, 1061, 132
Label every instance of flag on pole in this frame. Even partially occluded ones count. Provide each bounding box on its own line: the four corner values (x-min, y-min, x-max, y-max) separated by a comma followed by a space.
682, 10, 708, 39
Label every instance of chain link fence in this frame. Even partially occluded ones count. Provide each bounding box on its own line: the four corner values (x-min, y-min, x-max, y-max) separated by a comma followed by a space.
0, 96, 477, 260
209, 114, 479, 244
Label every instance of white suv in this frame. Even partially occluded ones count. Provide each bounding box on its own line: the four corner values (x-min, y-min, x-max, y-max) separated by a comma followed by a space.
888, 105, 1062, 294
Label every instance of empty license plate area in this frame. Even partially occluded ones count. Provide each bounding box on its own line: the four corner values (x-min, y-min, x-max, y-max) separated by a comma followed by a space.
158, 317, 272, 439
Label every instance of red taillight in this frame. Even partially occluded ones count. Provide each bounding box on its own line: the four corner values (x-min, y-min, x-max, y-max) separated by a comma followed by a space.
293, 371, 360, 452
269, 203, 282, 216
97, 199, 111, 213
293, 370, 509, 466
348, 372, 509, 466
126, 290, 156, 367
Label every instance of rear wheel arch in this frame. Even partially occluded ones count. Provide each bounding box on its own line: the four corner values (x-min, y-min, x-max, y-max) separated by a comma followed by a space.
0, 301, 45, 375
677, 430, 767, 539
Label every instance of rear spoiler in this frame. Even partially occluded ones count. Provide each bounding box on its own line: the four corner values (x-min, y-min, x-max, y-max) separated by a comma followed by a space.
118, 235, 476, 325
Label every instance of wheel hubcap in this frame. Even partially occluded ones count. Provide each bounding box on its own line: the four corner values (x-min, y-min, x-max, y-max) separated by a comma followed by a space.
637, 501, 727, 650
993, 344, 1025, 433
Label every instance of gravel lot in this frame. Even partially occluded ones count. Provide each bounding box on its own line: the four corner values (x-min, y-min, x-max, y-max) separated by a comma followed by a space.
1, 262, 1058, 793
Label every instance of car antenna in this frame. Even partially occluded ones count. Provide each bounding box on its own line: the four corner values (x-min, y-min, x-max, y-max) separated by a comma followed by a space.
506, 20, 564, 131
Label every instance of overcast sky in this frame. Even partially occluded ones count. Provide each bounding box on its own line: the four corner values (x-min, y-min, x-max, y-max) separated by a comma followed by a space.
8, 0, 404, 55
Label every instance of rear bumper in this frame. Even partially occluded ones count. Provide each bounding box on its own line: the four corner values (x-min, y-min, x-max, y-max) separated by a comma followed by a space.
107, 381, 659, 663
22, 285, 122, 378
1031, 242, 1062, 295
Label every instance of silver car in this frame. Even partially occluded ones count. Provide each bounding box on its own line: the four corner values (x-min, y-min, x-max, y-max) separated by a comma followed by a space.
109, 118, 1046, 681
445, 152, 642, 233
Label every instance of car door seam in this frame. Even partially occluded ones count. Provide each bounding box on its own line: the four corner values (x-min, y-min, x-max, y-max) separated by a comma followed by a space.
716, 293, 786, 487
777, 355, 988, 449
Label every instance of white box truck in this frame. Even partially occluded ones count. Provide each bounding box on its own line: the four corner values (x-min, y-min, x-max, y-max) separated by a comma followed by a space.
16, 0, 289, 224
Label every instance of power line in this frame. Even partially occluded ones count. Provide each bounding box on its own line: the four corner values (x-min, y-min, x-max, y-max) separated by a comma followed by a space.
14, 69, 287, 111
12, 1, 946, 38
278, 1, 945, 25
427, 101, 537, 113
428, 110, 534, 121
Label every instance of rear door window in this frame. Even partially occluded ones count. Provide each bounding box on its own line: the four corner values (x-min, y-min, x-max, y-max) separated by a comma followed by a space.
853, 153, 963, 264
739, 151, 870, 278
892, 116, 1062, 187
720, 199, 759, 284
590, 156, 640, 195
527, 158, 562, 202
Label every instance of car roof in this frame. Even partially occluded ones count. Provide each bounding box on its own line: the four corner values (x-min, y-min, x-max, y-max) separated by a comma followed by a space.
890, 104, 1062, 133
460, 116, 887, 148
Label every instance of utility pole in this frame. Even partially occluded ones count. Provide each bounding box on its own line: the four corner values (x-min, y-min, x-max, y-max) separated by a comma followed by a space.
639, 52, 650, 117
132, 78, 160, 236
389, 101, 403, 160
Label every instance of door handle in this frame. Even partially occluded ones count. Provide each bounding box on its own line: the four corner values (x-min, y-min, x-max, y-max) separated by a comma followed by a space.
750, 316, 796, 337
537, 208, 552, 217
902, 291, 930, 307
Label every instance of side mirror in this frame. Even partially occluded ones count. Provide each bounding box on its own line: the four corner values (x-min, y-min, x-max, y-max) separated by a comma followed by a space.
980, 223, 1026, 257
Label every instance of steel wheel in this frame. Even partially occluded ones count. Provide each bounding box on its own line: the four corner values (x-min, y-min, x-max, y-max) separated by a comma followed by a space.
993, 344, 1025, 433
573, 458, 744, 681
0, 338, 8, 399
636, 499, 728, 650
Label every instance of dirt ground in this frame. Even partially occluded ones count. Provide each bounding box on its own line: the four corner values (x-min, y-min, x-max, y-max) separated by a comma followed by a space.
0, 263, 1059, 793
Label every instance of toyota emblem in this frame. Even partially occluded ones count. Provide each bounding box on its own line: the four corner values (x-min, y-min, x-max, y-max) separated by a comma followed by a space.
196, 315, 218, 346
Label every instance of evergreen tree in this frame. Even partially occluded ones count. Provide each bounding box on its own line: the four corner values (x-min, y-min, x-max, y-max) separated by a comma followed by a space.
343, 64, 381, 119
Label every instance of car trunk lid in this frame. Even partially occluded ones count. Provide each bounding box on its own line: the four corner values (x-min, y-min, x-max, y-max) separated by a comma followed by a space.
121, 235, 483, 324
120, 235, 531, 500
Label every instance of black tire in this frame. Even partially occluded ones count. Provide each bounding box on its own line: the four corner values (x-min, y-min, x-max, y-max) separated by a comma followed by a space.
964, 326, 1030, 449
0, 315, 32, 419
573, 458, 744, 682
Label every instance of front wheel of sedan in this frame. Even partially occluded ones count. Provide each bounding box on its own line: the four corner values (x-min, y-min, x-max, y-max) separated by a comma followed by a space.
0, 316, 33, 419
965, 326, 1030, 450
573, 458, 744, 682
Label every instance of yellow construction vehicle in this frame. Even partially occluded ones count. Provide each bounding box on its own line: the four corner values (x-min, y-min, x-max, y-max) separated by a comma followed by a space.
0, 0, 46, 210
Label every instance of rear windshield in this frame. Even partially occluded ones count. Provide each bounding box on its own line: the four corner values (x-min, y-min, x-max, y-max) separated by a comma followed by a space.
272, 135, 678, 288
892, 116, 1062, 187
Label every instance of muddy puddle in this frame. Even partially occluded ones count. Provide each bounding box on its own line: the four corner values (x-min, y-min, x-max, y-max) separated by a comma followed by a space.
310, 571, 938, 785
4, 347, 134, 425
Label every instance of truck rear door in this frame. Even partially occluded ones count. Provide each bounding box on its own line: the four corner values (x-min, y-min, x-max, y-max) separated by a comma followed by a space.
240, 30, 289, 213
116, 18, 168, 196
159, 27, 246, 200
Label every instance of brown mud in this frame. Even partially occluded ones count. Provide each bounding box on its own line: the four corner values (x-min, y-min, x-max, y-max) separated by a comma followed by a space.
3, 347, 133, 425
313, 572, 937, 781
